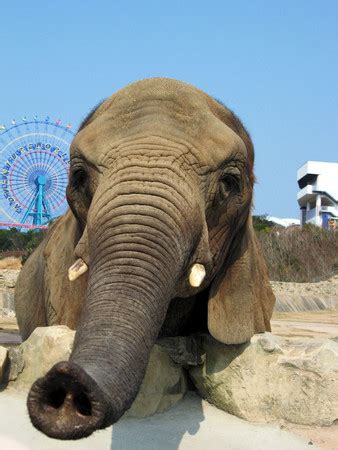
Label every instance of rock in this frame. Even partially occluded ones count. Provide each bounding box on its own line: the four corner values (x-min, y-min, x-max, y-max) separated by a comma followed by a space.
12, 325, 337, 425
158, 335, 205, 366
0, 291, 15, 317
126, 344, 187, 418
7, 346, 25, 382
0, 345, 8, 382
13, 326, 75, 388
189, 333, 338, 426
0, 270, 20, 289
0, 269, 20, 317
11, 326, 187, 417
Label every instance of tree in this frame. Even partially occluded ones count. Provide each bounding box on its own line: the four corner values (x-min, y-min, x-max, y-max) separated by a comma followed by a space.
252, 215, 275, 232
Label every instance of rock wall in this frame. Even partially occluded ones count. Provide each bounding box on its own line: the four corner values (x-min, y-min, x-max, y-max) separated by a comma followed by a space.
272, 276, 338, 312
0, 270, 19, 317
3, 268, 337, 318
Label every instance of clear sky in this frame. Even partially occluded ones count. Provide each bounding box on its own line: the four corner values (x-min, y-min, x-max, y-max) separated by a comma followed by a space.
0, 0, 337, 218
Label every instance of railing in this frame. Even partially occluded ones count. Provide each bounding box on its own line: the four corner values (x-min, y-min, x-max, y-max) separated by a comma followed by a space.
321, 206, 338, 216
0, 250, 29, 258
0, 222, 48, 230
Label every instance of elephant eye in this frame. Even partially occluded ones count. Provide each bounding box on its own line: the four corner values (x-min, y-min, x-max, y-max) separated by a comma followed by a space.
72, 168, 88, 190
219, 173, 241, 199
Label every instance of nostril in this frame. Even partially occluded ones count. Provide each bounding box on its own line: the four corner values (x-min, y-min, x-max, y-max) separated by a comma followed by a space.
45, 386, 67, 409
44, 385, 92, 417
27, 361, 111, 439
73, 392, 92, 416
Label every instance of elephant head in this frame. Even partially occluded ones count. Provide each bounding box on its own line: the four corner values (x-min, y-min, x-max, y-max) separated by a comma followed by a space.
26, 78, 275, 439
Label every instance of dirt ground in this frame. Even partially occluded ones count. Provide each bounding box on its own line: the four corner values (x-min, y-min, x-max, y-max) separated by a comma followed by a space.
272, 310, 338, 339
2, 311, 337, 340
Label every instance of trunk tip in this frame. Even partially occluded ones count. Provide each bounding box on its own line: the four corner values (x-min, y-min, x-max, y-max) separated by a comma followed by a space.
27, 361, 112, 440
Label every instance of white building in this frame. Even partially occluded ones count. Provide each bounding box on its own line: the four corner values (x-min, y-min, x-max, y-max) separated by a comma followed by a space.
297, 161, 338, 228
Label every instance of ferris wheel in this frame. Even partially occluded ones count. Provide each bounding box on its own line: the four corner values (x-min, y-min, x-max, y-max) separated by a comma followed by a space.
0, 117, 75, 229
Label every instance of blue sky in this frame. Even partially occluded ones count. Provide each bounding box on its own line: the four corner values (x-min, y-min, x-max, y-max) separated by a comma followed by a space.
0, 0, 337, 218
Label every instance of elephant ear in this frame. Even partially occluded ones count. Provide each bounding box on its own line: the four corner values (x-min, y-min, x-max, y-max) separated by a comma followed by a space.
208, 216, 275, 344
42, 210, 87, 328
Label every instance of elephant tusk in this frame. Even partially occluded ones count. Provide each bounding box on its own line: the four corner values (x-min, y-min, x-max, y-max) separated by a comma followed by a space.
189, 263, 206, 288
68, 258, 88, 281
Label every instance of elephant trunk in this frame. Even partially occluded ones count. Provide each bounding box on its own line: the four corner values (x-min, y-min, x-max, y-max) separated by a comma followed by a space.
27, 175, 198, 440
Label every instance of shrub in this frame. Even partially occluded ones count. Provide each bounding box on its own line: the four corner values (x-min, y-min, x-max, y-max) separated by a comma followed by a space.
0, 228, 46, 262
257, 224, 338, 282
252, 215, 275, 232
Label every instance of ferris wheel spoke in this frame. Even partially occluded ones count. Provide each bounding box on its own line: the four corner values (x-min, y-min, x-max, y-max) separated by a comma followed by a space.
52, 171, 68, 183
51, 173, 68, 181
10, 178, 33, 189
17, 154, 36, 173
50, 189, 66, 205
11, 173, 32, 184
53, 180, 68, 188
15, 153, 32, 171
32, 151, 39, 165
42, 148, 50, 167
20, 191, 35, 210
10, 165, 31, 177
51, 174, 67, 188
14, 192, 32, 202
11, 183, 33, 195
53, 182, 68, 194
9, 173, 28, 183
9, 180, 30, 190
49, 186, 65, 201
9, 184, 32, 194
52, 169, 68, 178
50, 154, 67, 173
32, 147, 40, 166
42, 151, 60, 172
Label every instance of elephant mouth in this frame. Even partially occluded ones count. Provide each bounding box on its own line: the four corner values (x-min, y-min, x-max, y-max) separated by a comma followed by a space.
27, 361, 113, 440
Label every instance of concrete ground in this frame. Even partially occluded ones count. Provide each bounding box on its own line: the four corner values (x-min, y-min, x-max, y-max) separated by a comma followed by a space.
0, 390, 322, 450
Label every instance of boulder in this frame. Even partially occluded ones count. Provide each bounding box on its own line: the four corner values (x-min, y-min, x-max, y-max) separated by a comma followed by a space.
7, 346, 25, 382
189, 333, 338, 426
13, 326, 75, 388
0, 345, 8, 382
126, 345, 187, 418
9, 326, 187, 417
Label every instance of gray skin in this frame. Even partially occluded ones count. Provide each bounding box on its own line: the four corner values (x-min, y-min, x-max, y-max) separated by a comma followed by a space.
15, 78, 275, 440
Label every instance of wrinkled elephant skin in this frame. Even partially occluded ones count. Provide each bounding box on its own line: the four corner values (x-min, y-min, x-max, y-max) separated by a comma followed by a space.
14, 78, 275, 440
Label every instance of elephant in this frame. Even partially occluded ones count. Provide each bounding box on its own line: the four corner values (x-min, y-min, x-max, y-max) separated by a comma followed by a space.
14, 77, 275, 440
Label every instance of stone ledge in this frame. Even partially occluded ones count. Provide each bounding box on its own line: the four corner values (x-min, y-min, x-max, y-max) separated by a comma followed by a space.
189, 332, 338, 426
